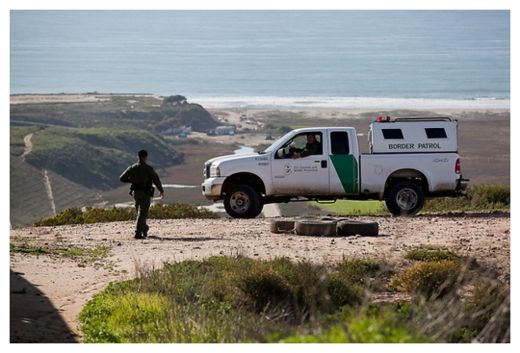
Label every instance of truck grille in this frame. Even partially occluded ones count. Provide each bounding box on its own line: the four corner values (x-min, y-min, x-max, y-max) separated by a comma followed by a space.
205, 164, 211, 178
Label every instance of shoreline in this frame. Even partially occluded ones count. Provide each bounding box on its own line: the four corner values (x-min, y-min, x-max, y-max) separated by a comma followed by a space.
10, 93, 510, 111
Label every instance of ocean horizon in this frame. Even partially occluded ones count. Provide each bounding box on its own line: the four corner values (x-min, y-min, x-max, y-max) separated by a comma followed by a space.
11, 11, 510, 103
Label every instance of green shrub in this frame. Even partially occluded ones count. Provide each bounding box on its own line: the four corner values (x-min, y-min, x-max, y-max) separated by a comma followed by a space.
79, 256, 367, 343
327, 274, 364, 308
461, 279, 510, 342
79, 256, 509, 343
273, 308, 429, 343
405, 246, 463, 262
336, 258, 387, 283
423, 184, 510, 212
34, 203, 217, 226
392, 260, 463, 298
240, 268, 294, 312
469, 184, 510, 208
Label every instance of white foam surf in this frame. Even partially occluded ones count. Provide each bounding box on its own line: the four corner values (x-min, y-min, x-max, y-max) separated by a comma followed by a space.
191, 96, 510, 110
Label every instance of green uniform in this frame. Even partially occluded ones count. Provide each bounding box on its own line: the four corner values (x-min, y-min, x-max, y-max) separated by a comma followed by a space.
120, 161, 164, 237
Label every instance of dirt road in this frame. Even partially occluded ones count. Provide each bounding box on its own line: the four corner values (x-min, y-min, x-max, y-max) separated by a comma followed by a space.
10, 214, 509, 342
20, 133, 33, 160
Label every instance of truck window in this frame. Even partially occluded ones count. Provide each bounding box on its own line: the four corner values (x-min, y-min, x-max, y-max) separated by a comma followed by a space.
276, 132, 323, 159
425, 128, 447, 139
382, 129, 404, 139
331, 131, 350, 154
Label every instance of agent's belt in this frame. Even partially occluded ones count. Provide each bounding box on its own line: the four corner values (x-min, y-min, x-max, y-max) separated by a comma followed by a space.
131, 185, 151, 191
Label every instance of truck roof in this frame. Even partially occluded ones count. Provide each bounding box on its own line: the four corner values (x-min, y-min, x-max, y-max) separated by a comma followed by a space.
291, 127, 356, 134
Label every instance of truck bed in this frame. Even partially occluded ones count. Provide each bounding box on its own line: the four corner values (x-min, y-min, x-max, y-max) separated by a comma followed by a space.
359, 153, 460, 198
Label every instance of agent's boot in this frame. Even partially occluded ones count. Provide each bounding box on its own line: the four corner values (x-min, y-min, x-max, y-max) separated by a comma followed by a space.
134, 231, 144, 239
143, 224, 149, 238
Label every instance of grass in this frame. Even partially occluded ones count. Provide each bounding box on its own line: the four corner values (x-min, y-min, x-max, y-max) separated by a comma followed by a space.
10, 243, 111, 264
34, 203, 218, 226
26, 127, 182, 190
391, 260, 464, 299
10, 156, 100, 228
9, 126, 42, 157
422, 184, 510, 213
10, 95, 218, 131
311, 200, 387, 216
79, 256, 387, 343
79, 254, 509, 343
273, 307, 428, 343
404, 245, 463, 262
310, 184, 509, 216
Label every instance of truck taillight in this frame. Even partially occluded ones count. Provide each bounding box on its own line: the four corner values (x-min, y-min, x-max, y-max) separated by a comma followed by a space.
455, 158, 461, 174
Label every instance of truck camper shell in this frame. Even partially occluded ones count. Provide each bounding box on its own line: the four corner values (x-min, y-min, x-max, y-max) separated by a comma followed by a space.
369, 117, 458, 154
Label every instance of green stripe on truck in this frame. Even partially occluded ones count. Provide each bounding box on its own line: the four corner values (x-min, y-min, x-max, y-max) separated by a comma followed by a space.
329, 154, 358, 193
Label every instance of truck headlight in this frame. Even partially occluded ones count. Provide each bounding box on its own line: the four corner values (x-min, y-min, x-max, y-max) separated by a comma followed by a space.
209, 164, 221, 177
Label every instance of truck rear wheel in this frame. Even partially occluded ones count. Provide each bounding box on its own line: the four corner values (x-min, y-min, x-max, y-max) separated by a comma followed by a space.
385, 181, 425, 216
224, 184, 263, 218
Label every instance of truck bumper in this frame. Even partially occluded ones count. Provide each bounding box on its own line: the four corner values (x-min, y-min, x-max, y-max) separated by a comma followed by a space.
455, 175, 470, 193
201, 177, 226, 200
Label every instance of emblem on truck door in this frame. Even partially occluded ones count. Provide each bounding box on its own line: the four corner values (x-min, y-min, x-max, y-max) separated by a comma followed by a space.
284, 163, 293, 175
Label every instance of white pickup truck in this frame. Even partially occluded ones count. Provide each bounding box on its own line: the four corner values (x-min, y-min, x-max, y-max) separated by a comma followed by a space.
202, 117, 468, 218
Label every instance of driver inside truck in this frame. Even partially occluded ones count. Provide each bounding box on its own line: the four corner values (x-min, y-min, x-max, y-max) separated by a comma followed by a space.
292, 133, 322, 159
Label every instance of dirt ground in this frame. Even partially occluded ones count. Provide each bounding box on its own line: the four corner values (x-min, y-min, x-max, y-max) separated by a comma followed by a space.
10, 214, 510, 342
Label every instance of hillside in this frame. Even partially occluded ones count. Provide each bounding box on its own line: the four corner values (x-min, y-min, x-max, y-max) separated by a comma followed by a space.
10, 94, 220, 226
10, 94, 220, 132
10, 156, 100, 227
25, 127, 182, 190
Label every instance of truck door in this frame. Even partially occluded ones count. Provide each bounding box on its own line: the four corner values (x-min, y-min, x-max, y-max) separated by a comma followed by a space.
328, 130, 359, 194
271, 131, 330, 195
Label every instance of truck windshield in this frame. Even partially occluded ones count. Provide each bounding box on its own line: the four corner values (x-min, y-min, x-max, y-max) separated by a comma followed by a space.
259, 131, 294, 154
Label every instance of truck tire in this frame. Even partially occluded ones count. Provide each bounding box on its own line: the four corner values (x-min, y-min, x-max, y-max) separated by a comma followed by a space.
294, 220, 337, 236
224, 184, 263, 218
270, 220, 295, 234
337, 220, 379, 237
385, 181, 425, 216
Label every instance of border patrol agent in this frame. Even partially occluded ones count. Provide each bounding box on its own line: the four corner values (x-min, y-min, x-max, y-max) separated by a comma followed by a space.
120, 150, 164, 239
292, 133, 322, 159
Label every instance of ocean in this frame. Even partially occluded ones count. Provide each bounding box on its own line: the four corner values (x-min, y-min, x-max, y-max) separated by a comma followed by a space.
10, 10, 510, 108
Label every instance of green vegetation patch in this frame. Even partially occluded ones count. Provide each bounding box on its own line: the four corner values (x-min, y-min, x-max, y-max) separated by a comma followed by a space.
392, 260, 463, 298
10, 243, 111, 264
34, 203, 218, 226
311, 200, 387, 216
80, 256, 392, 343
10, 126, 42, 157
311, 184, 509, 216
79, 255, 509, 343
26, 127, 182, 189
423, 184, 510, 212
274, 307, 428, 343
405, 245, 463, 262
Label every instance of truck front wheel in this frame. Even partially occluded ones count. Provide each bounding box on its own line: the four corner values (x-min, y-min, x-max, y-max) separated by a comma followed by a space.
224, 184, 263, 218
385, 181, 425, 216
